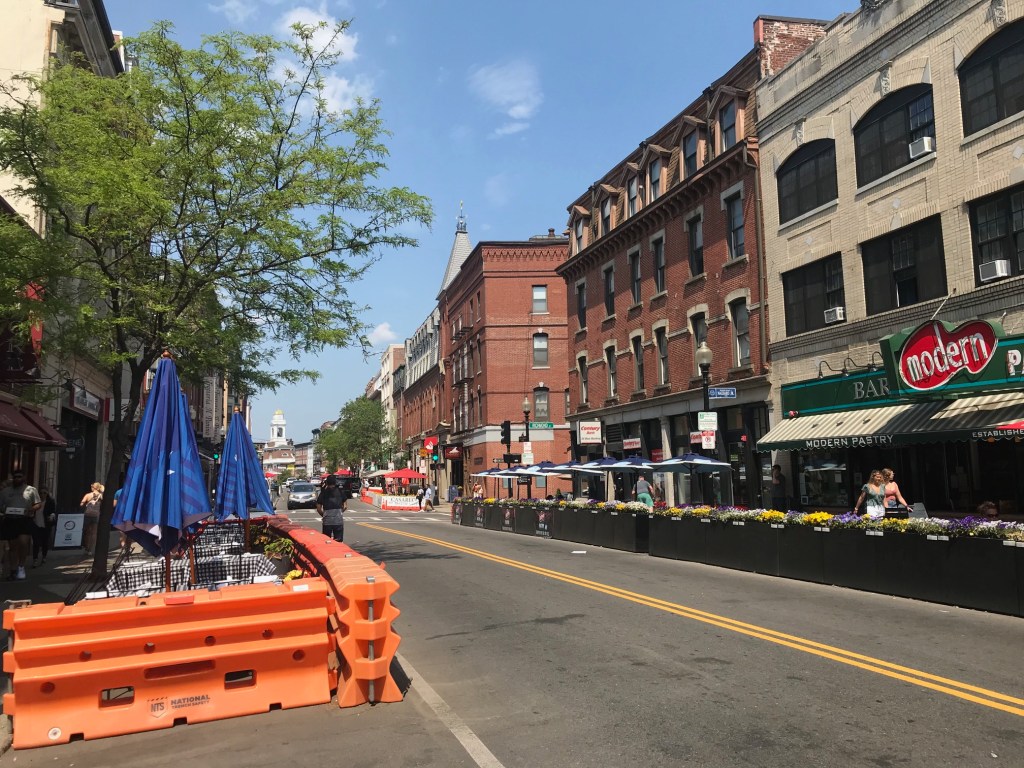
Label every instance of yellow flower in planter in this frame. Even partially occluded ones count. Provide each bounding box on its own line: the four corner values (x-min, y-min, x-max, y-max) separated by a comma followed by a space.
879, 517, 908, 532
802, 512, 833, 526
283, 569, 304, 581
759, 510, 785, 523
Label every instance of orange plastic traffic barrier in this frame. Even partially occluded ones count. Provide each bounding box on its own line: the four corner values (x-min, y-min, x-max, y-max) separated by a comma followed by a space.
266, 512, 404, 707
2, 579, 334, 749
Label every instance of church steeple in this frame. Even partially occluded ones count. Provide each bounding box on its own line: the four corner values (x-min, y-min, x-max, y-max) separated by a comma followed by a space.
439, 202, 473, 294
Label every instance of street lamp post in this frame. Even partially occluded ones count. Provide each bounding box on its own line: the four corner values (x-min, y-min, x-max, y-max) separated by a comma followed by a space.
695, 342, 714, 504
522, 396, 532, 500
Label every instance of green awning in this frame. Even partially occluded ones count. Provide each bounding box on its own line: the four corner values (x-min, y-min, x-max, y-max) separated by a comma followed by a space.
757, 391, 1024, 451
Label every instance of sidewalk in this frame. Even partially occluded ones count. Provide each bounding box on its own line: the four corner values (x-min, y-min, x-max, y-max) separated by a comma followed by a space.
1, 544, 119, 754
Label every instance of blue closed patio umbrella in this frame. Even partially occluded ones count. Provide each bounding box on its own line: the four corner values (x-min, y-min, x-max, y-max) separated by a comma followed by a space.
215, 409, 274, 521
113, 353, 211, 586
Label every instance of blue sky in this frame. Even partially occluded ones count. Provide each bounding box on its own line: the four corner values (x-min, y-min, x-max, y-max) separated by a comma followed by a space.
103, 0, 852, 443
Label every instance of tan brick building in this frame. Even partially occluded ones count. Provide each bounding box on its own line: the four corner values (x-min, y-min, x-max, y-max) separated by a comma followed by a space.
558, 16, 827, 506
438, 214, 572, 498
757, 0, 1024, 515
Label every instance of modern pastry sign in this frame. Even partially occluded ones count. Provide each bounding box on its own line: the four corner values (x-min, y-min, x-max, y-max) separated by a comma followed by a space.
897, 320, 998, 391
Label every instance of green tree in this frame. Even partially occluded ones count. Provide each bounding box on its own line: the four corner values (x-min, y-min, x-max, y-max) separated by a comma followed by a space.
318, 396, 396, 470
0, 21, 431, 575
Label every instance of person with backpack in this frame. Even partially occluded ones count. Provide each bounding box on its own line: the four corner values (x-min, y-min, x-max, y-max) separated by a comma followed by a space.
315, 475, 350, 542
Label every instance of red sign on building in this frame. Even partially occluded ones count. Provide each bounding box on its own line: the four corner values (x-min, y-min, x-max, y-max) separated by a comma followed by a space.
897, 320, 997, 391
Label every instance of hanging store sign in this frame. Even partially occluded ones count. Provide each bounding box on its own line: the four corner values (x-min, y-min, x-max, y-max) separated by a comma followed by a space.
578, 420, 602, 445
622, 437, 642, 450
896, 320, 999, 392
69, 385, 102, 420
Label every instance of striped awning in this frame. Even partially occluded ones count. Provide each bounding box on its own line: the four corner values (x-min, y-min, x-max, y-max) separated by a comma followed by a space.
757, 391, 1024, 451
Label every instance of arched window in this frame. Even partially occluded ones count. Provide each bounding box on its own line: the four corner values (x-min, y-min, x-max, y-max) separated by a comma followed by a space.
854, 84, 935, 186
777, 140, 838, 224
960, 20, 1024, 136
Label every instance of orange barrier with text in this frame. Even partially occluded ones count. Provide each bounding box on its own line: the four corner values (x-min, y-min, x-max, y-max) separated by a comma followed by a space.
266, 515, 404, 707
2, 579, 333, 749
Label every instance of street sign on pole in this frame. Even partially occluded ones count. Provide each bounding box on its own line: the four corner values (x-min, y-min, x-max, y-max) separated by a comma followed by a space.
528, 421, 554, 429
701, 430, 716, 449
697, 411, 718, 431
708, 387, 737, 399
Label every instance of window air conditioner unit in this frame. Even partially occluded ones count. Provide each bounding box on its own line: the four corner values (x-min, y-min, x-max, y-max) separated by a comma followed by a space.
908, 136, 935, 160
823, 306, 846, 324
979, 259, 1011, 282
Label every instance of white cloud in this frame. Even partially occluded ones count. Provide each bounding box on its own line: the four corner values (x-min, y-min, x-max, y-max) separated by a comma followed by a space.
385, 33, 399, 46
276, 2, 359, 60
209, 0, 255, 24
484, 173, 512, 207
468, 60, 543, 134
491, 122, 528, 139
368, 322, 398, 345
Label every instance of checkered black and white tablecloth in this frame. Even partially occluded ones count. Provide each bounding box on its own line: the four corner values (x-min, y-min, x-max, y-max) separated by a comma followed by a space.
104, 553, 277, 595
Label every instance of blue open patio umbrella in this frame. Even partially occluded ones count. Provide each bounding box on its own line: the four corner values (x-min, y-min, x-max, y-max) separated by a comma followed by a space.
113, 353, 211, 570
215, 409, 274, 521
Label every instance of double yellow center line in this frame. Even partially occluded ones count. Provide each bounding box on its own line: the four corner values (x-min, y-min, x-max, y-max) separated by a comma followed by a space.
361, 523, 1024, 717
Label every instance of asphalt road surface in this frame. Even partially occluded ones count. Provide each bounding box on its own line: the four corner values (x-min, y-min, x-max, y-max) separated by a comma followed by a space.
10, 497, 1023, 767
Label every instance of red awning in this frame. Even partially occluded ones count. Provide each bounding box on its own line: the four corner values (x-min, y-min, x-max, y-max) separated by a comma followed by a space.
0, 402, 49, 443
19, 409, 67, 447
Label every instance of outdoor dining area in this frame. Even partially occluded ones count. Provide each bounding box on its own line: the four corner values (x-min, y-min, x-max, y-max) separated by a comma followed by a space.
469, 453, 732, 506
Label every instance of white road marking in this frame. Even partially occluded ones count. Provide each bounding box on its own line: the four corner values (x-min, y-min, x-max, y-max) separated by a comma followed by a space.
398, 653, 507, 768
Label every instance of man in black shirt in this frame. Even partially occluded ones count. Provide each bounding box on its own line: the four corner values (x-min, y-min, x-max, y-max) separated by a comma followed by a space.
315, 476, 350, 542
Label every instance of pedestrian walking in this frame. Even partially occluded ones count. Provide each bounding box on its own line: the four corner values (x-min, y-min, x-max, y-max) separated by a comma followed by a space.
472, 482, 484, 499
632, 475, 654, 508
880, 468, 910, 513
770, 465, 788, 511
79, 482, 104, 556
416, 485, 425, 509
1, 470, 42, 580
423, 484, 434, 511
315, 475, 349, 542
33, 488, 57, 566
853, 470, 885, 518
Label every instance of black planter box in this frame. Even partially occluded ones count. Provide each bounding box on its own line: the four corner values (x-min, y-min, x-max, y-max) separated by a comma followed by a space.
777, 525, 825, 584
514, 505, 536, 535
485, 505, 505, 531
474, 505, 485, 528
648, 516, 684, 560
551, 506, 571, 541
534, 507, 553, 538
593, 509, 615, 548
462, 502, 480, 527
451, 501, 462, 525
500, 505, 516, 532
611, 512, 649, 553
942, 538, 1019, 615
875, 533, 947, 603
822, 528, 882, 593
1016, 542, 1024, 618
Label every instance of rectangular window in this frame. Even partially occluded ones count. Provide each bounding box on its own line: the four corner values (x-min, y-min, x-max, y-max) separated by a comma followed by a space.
970, 184, 1024, 280
605, 347, 617, 398
632, 336, 645, 391
533, 389, 549, 420
731, 300, 750, 367
629, 251, 641, 304
603, 266, 615, 316
655, 327, 669, 385
601, 198, 611, 235
688, 216, 704, 276
782, 254, 845, 336
576, 282, 587, 328
862, 216, 946, 316
683, 132, 698, 178
720, 101, 736, 149
726, 194, 744, 259
532, 334, 549, 367
648, 159, 661, 201
578, 356, 589, 403
532, 285, 548, 313
574, 219, 585, 254
651, 237, 665, 293
628, 177, 638, 216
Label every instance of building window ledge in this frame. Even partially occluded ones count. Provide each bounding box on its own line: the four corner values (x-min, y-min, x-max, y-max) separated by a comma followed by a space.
854, 152, 935, 197
778, 199, 839, 232
649, 290, 668, 304
723, 254, 749, 269
685, 273, 706, 288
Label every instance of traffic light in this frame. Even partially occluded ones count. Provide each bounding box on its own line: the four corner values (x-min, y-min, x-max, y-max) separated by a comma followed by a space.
431, 447, 439, 463
500, 420, 511, 446
213, 451, 220, 461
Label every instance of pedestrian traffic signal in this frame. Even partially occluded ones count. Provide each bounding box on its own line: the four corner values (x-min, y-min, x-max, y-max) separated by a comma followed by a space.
500, 420, 511, 446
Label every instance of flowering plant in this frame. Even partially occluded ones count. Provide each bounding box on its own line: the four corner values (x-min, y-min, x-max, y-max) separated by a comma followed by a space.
796, 512, 834, 526
759, 510, 785, 523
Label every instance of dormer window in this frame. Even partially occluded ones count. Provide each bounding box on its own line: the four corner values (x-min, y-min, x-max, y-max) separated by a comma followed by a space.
720, 101, 736, 150
601, 198, 612, 235
648, 158, 662, 202
627, 178, 638, 216
683, 131, 699, 178
574, 218, 585, 254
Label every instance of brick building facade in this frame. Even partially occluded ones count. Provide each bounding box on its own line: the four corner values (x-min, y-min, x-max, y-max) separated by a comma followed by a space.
558, 16, 828, 507
438, 216, 572, 498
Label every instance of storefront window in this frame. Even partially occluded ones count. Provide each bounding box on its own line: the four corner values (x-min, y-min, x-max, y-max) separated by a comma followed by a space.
797, 452, 848, 508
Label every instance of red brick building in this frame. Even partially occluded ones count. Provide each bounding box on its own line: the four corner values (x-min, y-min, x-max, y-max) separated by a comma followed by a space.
557, 16, 828, 507
438, 214, 571, 498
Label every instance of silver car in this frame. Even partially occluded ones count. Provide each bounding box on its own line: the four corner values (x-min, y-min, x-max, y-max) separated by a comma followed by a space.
287, 482, 317, 510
